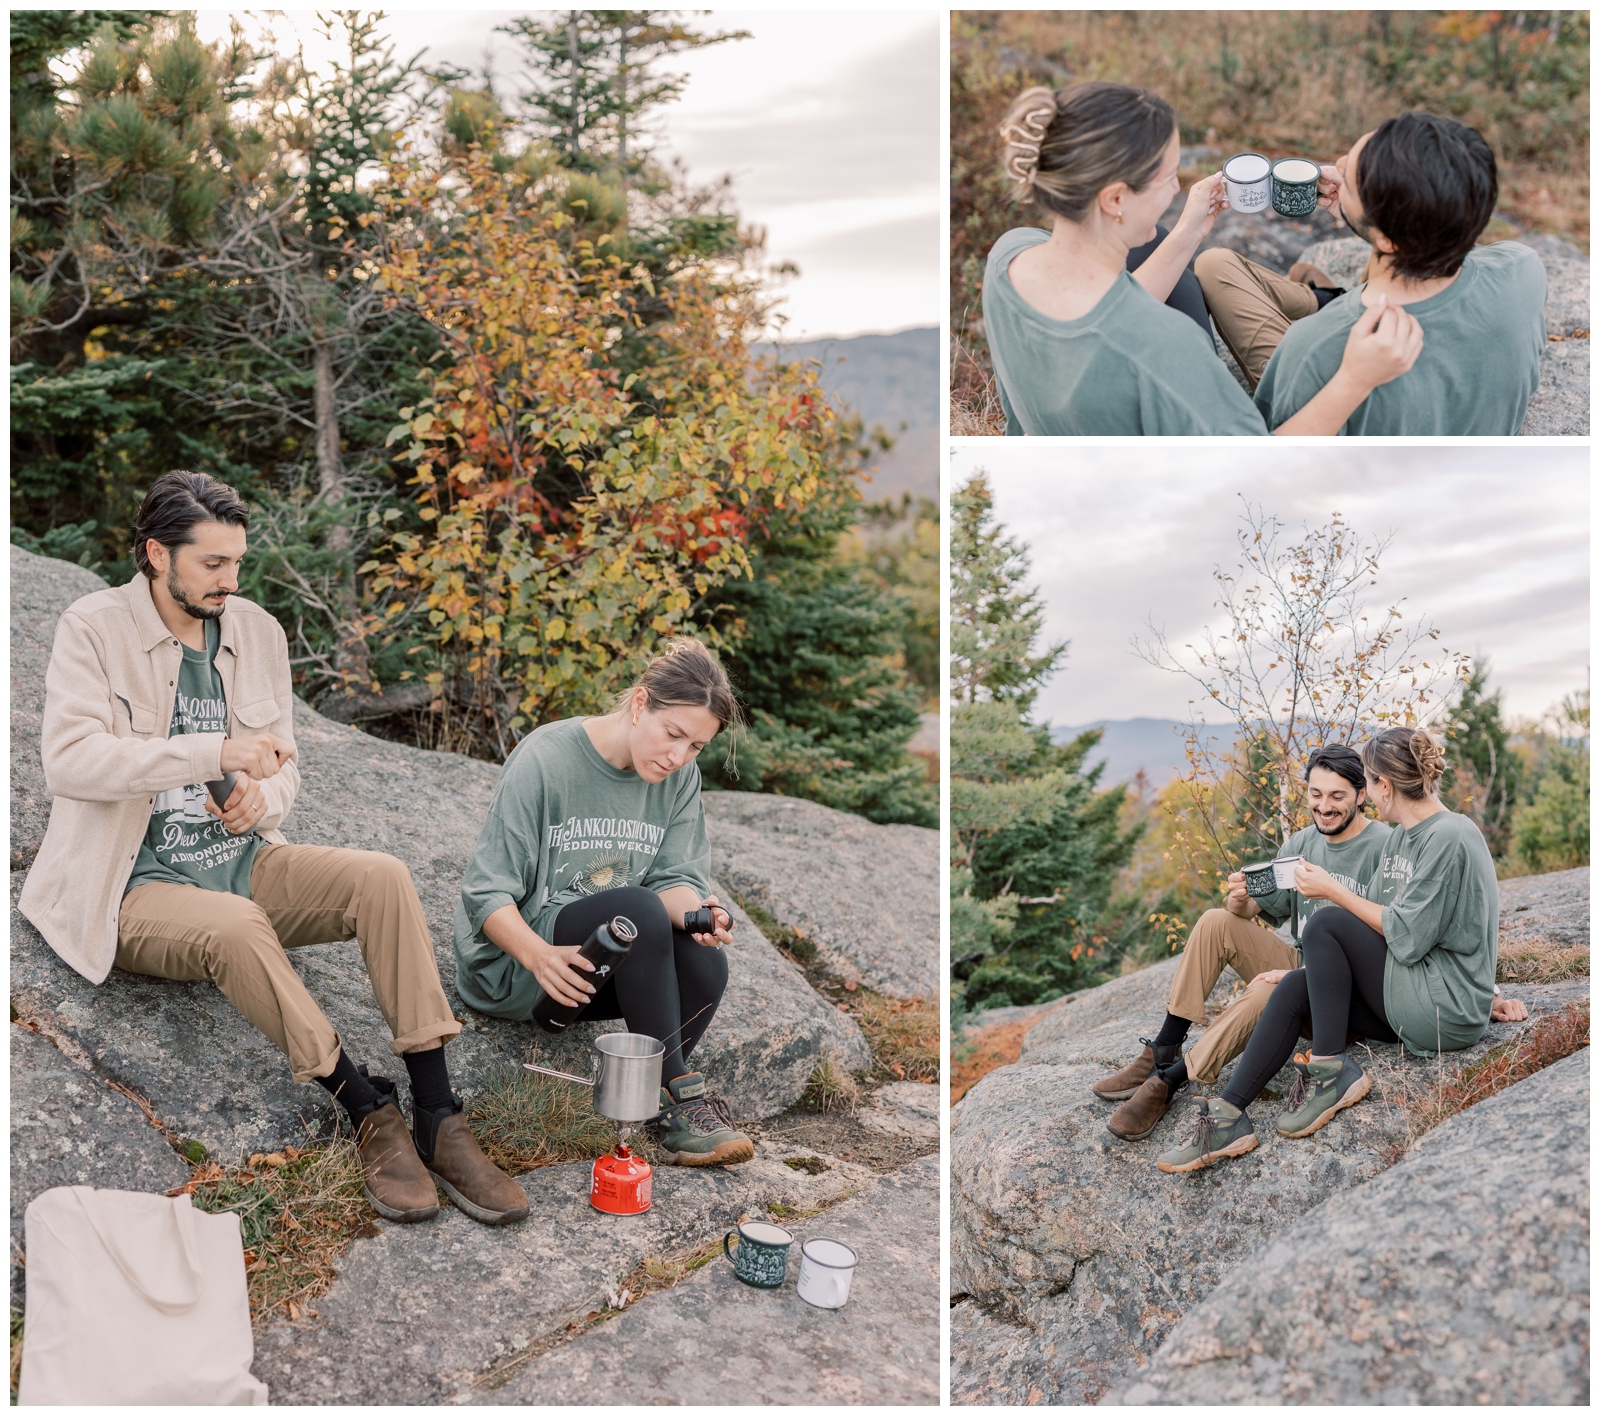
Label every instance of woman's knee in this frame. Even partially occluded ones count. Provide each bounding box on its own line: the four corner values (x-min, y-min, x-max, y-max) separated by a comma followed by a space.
1298, 906, 1349, 958
679, 936, 729, 997
599, 886, 671, 941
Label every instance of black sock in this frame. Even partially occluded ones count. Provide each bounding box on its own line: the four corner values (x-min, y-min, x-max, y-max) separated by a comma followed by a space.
1153, 1013, 1191, 1050
404, 1046, 455, 1116
315, 1049, 380, 1118
1159, 1057, 1189, 1091
1312, 285, 1345, 308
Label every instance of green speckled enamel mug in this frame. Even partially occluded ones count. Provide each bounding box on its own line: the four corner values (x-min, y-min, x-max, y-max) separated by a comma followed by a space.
724, 1219, 794, 1288
1271, 158, 1322, 218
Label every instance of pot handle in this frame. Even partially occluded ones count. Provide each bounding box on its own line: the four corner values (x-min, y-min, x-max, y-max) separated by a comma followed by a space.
522, 1062, 594, 1087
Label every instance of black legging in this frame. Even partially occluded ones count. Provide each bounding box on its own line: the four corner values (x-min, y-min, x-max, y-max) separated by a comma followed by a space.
1221, 906, 1397, 1111
551, 885, 728, 1082
1126, 224, 1212, 339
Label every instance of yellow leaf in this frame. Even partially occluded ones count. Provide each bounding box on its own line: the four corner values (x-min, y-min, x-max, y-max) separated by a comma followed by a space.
546, 618, 566, 642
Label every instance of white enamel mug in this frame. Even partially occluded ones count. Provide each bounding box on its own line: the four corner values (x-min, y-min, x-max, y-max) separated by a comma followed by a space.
1272, 855, 1305, 890
796, 1237, 859, 1309
1222, 151, 1271, 214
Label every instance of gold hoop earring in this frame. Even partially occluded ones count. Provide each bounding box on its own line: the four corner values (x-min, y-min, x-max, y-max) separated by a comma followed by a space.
1115, 212, 1123, 225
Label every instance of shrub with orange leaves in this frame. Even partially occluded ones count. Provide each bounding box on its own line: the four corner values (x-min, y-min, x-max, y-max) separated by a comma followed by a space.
360, 147, 858, 755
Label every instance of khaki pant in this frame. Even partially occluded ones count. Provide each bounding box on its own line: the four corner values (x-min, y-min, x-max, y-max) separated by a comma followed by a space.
1167, 908, 1298, 1085
117, 843, 461, 1082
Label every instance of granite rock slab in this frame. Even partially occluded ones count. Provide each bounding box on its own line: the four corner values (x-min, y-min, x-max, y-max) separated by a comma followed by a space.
9, 1022, 191, 1301
1112, 1048, 1591, 1405
250, 1141, 880, 1405
856, 1081, 940, 1139
701, 791, 938, 999
10, 547, 867, 1161
951, 896, 1590, 1406
477, 1153, 941, 1406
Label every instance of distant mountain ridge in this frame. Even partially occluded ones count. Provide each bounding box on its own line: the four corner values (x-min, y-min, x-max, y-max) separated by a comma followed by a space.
1051, 718, 1240, 787
753, 326, 937, 501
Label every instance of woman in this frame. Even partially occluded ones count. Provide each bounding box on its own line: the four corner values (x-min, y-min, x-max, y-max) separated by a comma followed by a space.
984, 82, 1424, 436
1157, 727, 1522, 1174
454, 638, 753, 1167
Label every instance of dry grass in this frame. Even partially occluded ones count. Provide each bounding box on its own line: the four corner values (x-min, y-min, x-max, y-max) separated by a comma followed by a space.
1497, 941, 1591, 984
185, 1136, 373, 1325
732, 890, 939, 1085
802, 1055, 861, 1113
1380, 1002, 1590, 1164
465, 1064, 620, 1174
951, 332, 1006, 438
951, 1002, 1071, 1104
10, 1304, 23, 1401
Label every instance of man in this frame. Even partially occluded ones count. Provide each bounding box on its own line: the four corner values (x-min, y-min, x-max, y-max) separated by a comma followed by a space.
1196, 111, 1546, 434
1094, 746, 1390, 1141
20, 470, 529, 1226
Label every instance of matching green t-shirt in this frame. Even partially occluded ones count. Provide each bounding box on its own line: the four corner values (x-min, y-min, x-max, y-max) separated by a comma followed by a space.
1254, 819, 1392, 943
983, 228, 1268, 436
453, 717, 713, 1020
1253, 241, 1547, 435
1373, 810, 1499, 1056
125, 617, 261, 898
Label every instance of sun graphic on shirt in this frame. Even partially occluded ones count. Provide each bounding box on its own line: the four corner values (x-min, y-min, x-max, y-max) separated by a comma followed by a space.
577, 851, 632, 895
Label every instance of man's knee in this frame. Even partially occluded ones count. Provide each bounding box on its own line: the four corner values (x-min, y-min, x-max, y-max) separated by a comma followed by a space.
197, 898, 282, 972
1195, 246, 1246, 293
1184, 908, 1235, 951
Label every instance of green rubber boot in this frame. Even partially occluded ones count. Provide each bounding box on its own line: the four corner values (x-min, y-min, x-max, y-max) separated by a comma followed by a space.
1275, 1052, 1372, 1138
1156, 1097, 1258, 1174
651, 1073, 754, 1167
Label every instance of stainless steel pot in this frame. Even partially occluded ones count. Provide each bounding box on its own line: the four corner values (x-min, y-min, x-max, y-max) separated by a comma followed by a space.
523, 1031, 664, 1123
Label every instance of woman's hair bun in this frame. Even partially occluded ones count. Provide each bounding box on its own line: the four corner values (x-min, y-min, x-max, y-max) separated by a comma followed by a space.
998, 85, 1058, 193
1361, 724, 1447, 801
1409, 727, 1447, 791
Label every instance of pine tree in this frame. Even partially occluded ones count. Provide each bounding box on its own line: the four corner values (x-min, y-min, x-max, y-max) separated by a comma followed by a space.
1442, 659, 1522, 859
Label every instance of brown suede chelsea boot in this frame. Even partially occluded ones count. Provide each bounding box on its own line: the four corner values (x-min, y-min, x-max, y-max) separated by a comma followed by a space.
1107, 1073, 1175, 1142
416, 1098, 530, 1226
355, 1097, 440, 1223
1092, 1039, 1180, 1101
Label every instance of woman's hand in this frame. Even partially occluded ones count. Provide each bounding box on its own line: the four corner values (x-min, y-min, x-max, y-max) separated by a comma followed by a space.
1253, 968, 1290, 986
1338, 295, 1423, 390
1172, 170, 1227, 242
528, 938, 597, 1009
207, 775, 267, 835
1491, 994, 1529, 1023
690, 895, 734, 948
1293, 860, 1339, 901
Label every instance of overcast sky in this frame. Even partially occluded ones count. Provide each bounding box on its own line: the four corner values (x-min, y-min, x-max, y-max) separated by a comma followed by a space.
951, 443, 1591, 729
194, 8, 940, 339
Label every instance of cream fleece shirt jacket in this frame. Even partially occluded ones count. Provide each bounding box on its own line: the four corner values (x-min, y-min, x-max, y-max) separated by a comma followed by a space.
20, 575, 299, 983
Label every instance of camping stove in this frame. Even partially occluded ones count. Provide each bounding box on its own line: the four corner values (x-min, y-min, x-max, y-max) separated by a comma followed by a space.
590, 1125, 652, 1215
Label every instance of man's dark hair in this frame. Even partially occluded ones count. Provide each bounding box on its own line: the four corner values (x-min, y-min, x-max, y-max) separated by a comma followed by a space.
1356, 111, 1497, 280
1304, 744, 1367, 796
133, 470, 249, 578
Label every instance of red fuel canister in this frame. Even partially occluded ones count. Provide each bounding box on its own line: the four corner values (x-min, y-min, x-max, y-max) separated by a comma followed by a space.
590, 1143, 652, 1215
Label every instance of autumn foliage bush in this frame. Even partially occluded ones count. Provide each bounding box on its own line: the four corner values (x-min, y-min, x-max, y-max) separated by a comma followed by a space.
360, 148, 861, 755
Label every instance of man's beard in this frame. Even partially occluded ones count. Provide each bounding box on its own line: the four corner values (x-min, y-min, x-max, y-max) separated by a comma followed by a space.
167, 565, 225, 620
1313, 800, 1361, 837
1341, 202, 1373, 245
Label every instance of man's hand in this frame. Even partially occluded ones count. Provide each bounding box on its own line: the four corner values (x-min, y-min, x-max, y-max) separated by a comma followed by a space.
1316, 162, 1345, 223
689, 895, 734, 948
1223, 871, 1259, 919
221, 732, 296, 781
207, 775, 267, 835
1491, 994, 1529, 1023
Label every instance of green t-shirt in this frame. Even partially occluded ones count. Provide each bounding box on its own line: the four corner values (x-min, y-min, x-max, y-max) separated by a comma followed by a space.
1254, 818, 1392, 943
1373, 810, 1499, 1056
983, 228, 1268, 436
1253, 241, 1547, 435
453, 717, 713, 1019
126, 617, 261, 897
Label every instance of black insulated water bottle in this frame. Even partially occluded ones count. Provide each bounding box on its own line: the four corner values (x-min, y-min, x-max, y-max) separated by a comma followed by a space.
532, 915, 638, 1034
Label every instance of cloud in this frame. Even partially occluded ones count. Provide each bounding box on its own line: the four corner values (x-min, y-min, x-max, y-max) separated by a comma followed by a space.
784, 213, 941, 275
956, 444, 1590, 727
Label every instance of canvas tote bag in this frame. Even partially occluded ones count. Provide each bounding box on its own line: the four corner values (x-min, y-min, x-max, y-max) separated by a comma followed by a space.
19, 1186, 268, 1405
